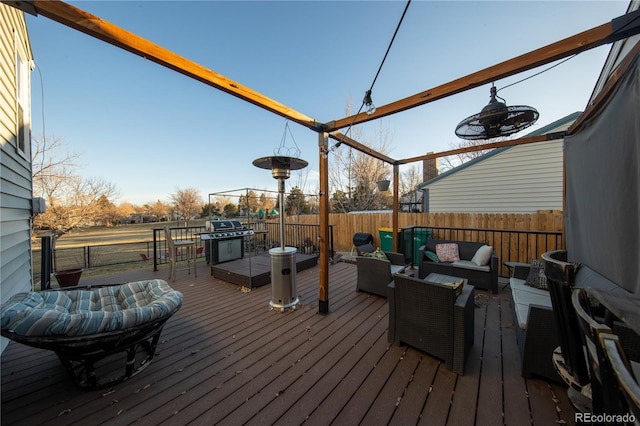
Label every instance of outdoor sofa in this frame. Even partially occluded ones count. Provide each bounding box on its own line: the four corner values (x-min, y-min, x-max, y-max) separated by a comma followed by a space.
1, 279, 183, 389
509, 261, 561, 382
418, 239, 499, 293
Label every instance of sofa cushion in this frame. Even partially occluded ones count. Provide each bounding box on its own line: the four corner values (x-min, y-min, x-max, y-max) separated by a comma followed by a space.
424, 250, 440, 262
453, 260, 490, 272
511, 287, 552, 329
510, 278, 550, 298
525, 259, 548, 290
471, 245, 493, 266
436, 243, 460, 262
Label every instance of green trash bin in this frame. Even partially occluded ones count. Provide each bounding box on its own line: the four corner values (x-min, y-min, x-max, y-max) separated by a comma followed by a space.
403, 227, 431, 264
378, 227, 396, 252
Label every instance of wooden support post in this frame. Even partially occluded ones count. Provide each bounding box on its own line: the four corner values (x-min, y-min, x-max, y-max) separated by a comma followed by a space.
392, 164, 400, 253
318, 132, 330, 315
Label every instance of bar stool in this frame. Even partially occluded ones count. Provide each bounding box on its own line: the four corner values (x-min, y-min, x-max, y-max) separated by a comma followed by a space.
164, 227, 197, 281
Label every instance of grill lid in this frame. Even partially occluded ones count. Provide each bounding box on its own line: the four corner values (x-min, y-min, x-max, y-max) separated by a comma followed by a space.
206, 220, 248, 232
206, 220, 234, 231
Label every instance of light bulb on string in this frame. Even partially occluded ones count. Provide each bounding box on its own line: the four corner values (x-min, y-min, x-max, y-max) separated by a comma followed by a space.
363, 90, 376, 115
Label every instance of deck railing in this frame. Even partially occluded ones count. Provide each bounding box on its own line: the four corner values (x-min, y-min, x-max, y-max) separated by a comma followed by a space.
33, 221, 557, 279
151, 223, 334, 271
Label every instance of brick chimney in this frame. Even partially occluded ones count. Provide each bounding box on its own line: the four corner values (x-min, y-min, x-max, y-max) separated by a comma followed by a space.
423, 153, 439, 182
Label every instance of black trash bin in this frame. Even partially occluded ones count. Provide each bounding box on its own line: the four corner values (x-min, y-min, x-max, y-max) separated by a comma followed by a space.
353, 233, 374, 247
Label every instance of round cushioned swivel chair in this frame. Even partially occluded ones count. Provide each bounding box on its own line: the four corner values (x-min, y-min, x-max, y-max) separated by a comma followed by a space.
1, 279, 183, 389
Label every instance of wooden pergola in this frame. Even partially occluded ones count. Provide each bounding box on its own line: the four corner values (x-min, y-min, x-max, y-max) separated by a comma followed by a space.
9, 0, 640, 313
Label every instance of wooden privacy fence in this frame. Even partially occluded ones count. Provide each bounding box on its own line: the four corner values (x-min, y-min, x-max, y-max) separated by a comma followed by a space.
286, 211, 564, 276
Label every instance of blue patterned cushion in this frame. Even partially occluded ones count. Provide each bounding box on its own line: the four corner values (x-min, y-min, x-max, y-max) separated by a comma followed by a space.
1, 279, 182, 337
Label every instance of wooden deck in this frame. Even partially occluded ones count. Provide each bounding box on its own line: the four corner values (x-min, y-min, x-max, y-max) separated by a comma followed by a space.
1, 261, 576, 425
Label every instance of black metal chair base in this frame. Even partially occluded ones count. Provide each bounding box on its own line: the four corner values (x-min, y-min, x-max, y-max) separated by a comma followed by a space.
55, 327, 163, 389
552, 346, 593, 413
4, 318, 169, 390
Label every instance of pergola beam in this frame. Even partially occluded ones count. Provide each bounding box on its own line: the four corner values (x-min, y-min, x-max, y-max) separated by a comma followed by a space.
328, 9, 640, 132
328, 132, 395, 164
22, 0, 320, 131
396, 132, 567, 165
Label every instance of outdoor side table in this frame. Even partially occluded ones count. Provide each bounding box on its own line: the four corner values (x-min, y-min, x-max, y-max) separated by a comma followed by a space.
503, 261, 530, 289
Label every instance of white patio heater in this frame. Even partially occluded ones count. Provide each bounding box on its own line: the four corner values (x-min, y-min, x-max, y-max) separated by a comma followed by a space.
253, 155, 308, 312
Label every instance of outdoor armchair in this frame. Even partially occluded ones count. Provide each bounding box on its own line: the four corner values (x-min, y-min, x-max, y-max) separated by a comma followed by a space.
388, 273, 475, 374
356, 252, 405, 297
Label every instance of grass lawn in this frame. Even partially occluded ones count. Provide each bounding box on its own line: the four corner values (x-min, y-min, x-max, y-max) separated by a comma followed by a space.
35, 219, 207, 248
32, 220, 208, 281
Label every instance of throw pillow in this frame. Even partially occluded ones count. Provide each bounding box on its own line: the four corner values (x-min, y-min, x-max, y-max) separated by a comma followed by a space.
525, 259, 548, 290
362, 248, 387, 260
471, 245, 493, 266
425, 250, 440, 262
435, 243, 460, 262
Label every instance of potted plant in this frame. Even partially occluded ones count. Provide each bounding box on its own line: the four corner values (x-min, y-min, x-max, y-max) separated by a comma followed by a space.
377, 180, 390, 191
54, 268, 83, 287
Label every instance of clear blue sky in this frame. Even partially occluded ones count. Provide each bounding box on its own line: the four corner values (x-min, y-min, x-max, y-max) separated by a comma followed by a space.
26, 0, 630, 206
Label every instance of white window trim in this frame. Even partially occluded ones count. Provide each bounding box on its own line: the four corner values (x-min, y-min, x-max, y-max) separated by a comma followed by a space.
14, 29, 31, 160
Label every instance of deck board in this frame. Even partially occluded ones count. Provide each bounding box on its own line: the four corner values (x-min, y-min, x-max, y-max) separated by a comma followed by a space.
476, 295, 507, 425
1, 261, 576, 425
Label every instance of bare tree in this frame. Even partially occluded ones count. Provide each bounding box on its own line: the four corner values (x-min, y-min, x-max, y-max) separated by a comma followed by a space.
329, 116, 393, 212
439, 138, 500, 171
31, 135, 118, 236
399, 164, 423, 212
170, 188, 202, 226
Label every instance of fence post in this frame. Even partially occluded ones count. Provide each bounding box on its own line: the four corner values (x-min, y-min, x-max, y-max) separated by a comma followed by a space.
40, 233, 54, 290
85, 245, 89, 269
153, 229, 158, 271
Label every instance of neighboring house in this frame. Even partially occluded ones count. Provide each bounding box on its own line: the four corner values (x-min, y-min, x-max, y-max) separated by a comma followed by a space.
0, 3, 34, 352
417, 112, 581, 213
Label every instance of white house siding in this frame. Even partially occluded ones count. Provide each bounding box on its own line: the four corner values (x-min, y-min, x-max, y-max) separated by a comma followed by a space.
1, 4, 33, 353
425, 141, 563, 213
420, 113, 579, 213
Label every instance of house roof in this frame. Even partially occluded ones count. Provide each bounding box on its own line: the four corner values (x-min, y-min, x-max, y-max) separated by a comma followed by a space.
417, 111, 583, 190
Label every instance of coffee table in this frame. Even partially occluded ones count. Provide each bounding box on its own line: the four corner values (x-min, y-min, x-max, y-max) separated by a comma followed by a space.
424, 272, 467, 286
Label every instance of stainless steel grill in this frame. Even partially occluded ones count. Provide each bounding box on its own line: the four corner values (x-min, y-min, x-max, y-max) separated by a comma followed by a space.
201, 220, 254, 264
203, 220, 254, 239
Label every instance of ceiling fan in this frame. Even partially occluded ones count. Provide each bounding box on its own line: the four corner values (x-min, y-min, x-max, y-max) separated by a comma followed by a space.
455, 84, 539, 140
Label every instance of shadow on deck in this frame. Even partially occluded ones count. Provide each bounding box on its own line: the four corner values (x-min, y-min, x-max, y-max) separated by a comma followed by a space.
1, 261, 575, 425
